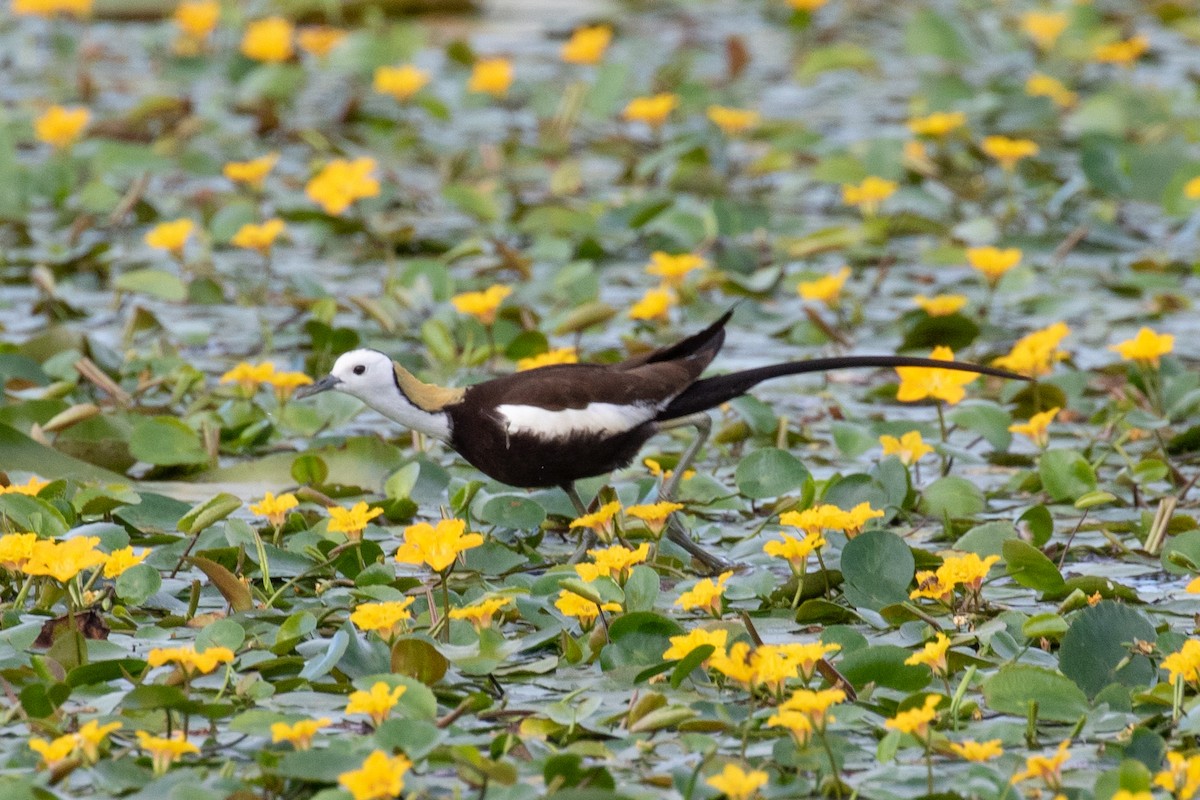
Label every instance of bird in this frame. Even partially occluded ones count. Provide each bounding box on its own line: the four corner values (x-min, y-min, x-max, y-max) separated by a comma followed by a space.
294, 309, 1025, 572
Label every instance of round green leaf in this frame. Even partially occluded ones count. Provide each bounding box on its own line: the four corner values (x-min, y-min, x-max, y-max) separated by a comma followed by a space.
1039, 449, 1097, 502
918, 475, 985, 518
734, 448, 811, 498
1002, 539, 1065, 592
114, 563, 161, 605
982, 664, 1089, 722
840, 530, 915, 611
129, 417, 208, 466
480, 494, 546, 529
1059, 601, 1156, 698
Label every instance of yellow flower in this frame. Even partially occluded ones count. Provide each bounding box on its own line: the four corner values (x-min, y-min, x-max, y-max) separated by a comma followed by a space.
623, 94, 679, 128
305, 157, 381, 216
345, 682, 406, 728
1188, 576, 1200, 594
904, 633, 951, 676
1185, 176, 1200, 200
451, 285, 512, 325
1021, 11, 1069, 50
798, 266, 851, 306
374, 64, 430, 101
948, 739, 1004, 762
561, 25, 612, 65
265, 370, 315, 400
575, 543, 650, 584
842, 502, 885, 535
624, 501, 684, 536
993, 322, 1070, 376
966, 246, 1022, 285
1162, 640, 1200, 688
880, 430, 934, 465
981, 135, 1039, 171
517, 347, 578, 371
1113, 791, 1153, 800
29, 734, 78, 770
1011, 739, 1071, 789
271, 718, 330, 750
937, 552, 1000, 592
250, 492, 299, 527
448, 596, 512, 630
1009, 407, 1060, 448
787, 0, 827, 9
763, 531, 826, 574
662, 628, 728, 661
326, 502, 385, 541
675, 571, 732, 616
778, 687, 845, 730
136, 731, 199, 776
645, 458, 694, 483
779, 505, 843, 534
567, 500, 622, 541
231, 218, 285, 254
1109, 327, 1174, 366
174, 0, 219, 41
1093, 35, 1149, 66
1155, 751, 1200, 800
895, 346, 978, 405
778, 641, 841, 681
35, 105, 90, 150
223, 154, 278, 189
913, 293, 967, 316
767, 708, 814, 745
76, 720, 121, 764
629, 286, 676, 321
885, 694, 940, 738
297, 26, 346, 59
842, 176, 897, 215
350, 598, 416, 639
0, 476, 50, 496
708, 641, 756, 685
909, 570, 953, 602
220, 361, 276, 393
146, 644, 235, 676
1026, 73, 1077, 108
468, 58, 514, 96
554, 590, 621, 629
241, 17, 294, 63
103, 546, 149, 579
646, 251, 708, 286
24, 537, 108, 583
908, 111, 966, 138
0, 533, 37, 572
705, 764, 768, 800
144, 218, 195, 257
13, 0, 93, 17
339, 750, 412, 800
707, 106, 761, 136
395, 518, 484, 572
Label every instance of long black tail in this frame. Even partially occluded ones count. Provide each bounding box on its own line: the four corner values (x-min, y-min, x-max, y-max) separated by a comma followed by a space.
657, 356, 1027, 421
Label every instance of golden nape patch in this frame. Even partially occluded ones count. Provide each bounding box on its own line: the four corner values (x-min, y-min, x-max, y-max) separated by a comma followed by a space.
392, 363, 464, 412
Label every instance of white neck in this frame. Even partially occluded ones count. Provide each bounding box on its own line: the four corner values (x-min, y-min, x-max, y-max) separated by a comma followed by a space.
361, 392, 452, 441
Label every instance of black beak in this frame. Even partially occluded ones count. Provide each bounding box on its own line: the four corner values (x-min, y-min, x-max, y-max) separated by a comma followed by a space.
293, 374, 341, 400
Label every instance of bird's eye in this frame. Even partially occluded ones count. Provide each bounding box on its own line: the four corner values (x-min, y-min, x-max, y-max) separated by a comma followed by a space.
352, 365, 366, 375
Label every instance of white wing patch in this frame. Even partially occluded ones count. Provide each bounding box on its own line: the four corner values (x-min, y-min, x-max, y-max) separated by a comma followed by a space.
496, 402, 656, 441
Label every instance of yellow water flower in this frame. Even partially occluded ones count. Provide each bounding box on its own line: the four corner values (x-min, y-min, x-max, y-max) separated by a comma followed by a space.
904, 633, 951, 676
913, 293, 967, 316
345, 682, 406, 728
910, 570, 953, 602
709, 641, 756, 685
451, 285, 512, 325
1093, 35, 1148, 66
843, 502, 885, 536
948, 739, 1004, 762
662, 628, 728, 661
271, 718, 330, 750
885, 694, 940, 738
1186, 176, 1200, 200
76, 720, 121, 764
707, 106, 761, 136
136, 731, 199, 776
468, 58, 514, 96
1110, 327, 1174, 366
1021, 11, 1069, 50
561, 25, 612, 65
350, 598, 415, 639
449, 596, 512, 630
981, 135, 1039, 171
223, 153, 278, 189
880, 430, 934, 465
0, 476, 50, 496
326, 501, 385, 541
35, 105, 90, 150
993, 322, 1070, 376
1011, 739, 1071, 789
763, 531, 825, 574
297, 26, 346, 59
395, 518, 484, 572
373, 64, 430, 101
241, 17, 294, 63
705, 764, 768, 800
103, 546, 149, 579
623, 94, 679, 128
250, 492, 299, 527
554, 590, 621, 629
646, 251, 708, 286
220, 361, 276, 393
779, 641, 841, 681
568, 500, 621, 540
174, 0, 219, 41
339, 750, 412, 800
29, 734, 78, 770
842, 176, 897, 215
266, 370, 312, 399
798, 266, 850, 306
778, 687, 845, 731
25, 537, 108, 583
645, 458, 694, 483
1162, 640, 1200, 688
767, 707, 814, 746
895, 346, 978, 405
629, 286, 676, 321
787, 0, 828, 9
517, 347, 578, 371
1155, 751, 1200, 800
575, 542, 650, 584
1009, 407, 1060, 448
908, 111, 966, 138
967, 246, 1022, 285
305, 157, 380, 216
938, 552, 1000, 592
14, 0, 93, 17
624, 501, 684, 536
231, 218, 285, 254
146, 644, 235, 676
675, 571, 733, 616
144, 218, 195, 257
1026, 72, 1077, 108
779, 505, 845, 534
0, 533, 37, 572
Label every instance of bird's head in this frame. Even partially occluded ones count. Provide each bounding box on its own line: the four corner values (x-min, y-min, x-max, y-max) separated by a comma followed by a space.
294, 349, 395, 402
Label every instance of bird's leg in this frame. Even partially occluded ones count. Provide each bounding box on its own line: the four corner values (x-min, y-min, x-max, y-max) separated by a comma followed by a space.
654, 413, 734, 575
563, 483, 596, 564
